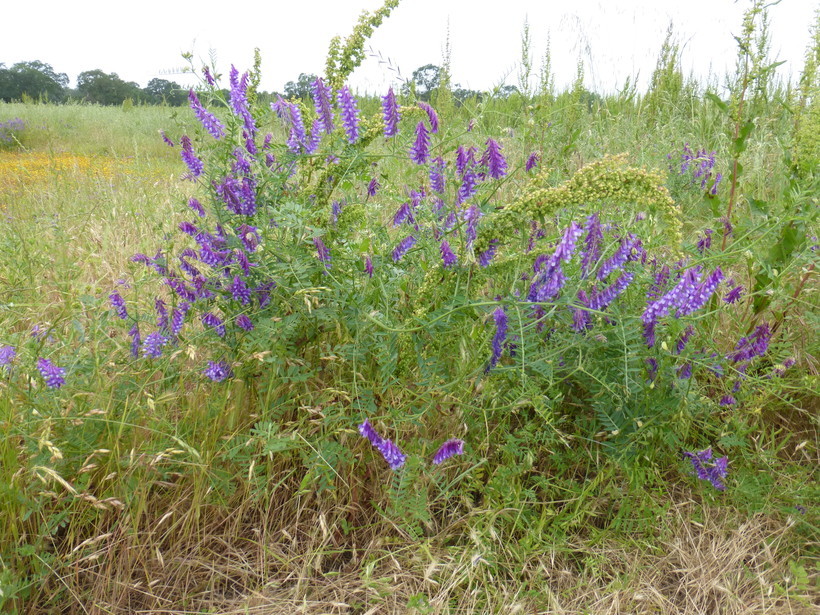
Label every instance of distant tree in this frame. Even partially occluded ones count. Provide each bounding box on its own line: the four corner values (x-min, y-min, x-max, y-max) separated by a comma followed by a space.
452, 86, 483, 106
0, 61, 68, 102
77, 70, 142, 105
283, 73, 317, 100
406, 64, 442, 101
143, 78, 186, 105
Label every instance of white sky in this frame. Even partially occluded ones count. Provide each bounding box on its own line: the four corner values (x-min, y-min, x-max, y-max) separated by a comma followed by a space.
2, 0, 817, 94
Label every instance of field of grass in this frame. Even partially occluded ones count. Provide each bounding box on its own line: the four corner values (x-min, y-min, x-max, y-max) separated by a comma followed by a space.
0, 7, 818, 615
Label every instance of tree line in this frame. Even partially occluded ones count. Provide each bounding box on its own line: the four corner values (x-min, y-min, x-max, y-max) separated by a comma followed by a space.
1, 60, 516, 107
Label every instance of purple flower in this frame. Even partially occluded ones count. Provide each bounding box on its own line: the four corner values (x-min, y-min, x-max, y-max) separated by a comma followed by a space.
675, 325, 695, 354
364, 255, 374, 278
171, 303, 190, 336
432, 439, 465, 464
719, 395, 736, 406
229, 66, 254, 134
683, 448, 729, 491
142, 331, 168, 358
676, 267, 724, 316
677, 362, 692, 379
724, 284, 744, 304
337, 86, 360, 144
525, 151, 540, 172
484, 138, 507, 179
155, 298, 169, 332
642, 268, 701, 324
160, 130, 174, 147
580, 214, 603, 278
586, 271, 634, 312
392, 235, 416, 262
0, 345, 16, 371
645, 357, 658, 381
311, 77, 334, 134
440, 240, 457, 268
597, 235, 641, 281
203, 66, 215, 87
109, 291, 128, 319
128, 324, 141, 358
180, 135, 204, 178
418, 101, 439, 133
722, 217, 733, 238
367, 177, 380, 196
572, 292, 592, 332
272, 97, 308, 153
556, 221, 584, 262
313, 237, 331, 269
37, 358, 65, 389
487, 307, 508, 372
478, 240, 498, 267
457, 169, 478, 205
201, 312, 226, 337
697, 229, 713, 254
203, 360, 233, 382
392, 202, 414, 227
728, 323, 771, 363
187, 198, 206, 217
410, 121, 430, 165
229, 276, 252, 305
188, 90, 225, 139
430, 157, 446, 194
358, 420, 406, 470
455, 145, 476, 176
236, 314, 254, 331
331, 199, 345, 225
381, 87, 401, 137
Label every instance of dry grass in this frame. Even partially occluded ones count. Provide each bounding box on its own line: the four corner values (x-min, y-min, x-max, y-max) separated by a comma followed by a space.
39, 485, 815, 615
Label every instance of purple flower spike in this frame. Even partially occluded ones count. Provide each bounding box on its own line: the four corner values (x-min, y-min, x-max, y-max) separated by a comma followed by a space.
314, 237, 331, 269
201, 312, 226, 337
188, 90, 225, 139
410, 121, 430, 164
311, 77, 334, 134
229, 276, 252, 305
392, 235, 417, 262
677, 267, 724, 316
109, 291, 128, 320
365, 255, 374, 278
142, 331, 168, 358
37, 358, 65, 389
728, 323, 771, 363
525, 151, 540, 172
484, 138, 507, 179
432, 439, 465, 464
180, 135, 204, 178
359, 420, 406, 470
487, 307, 508, 372
0, 345, 16, 371
440, 240, 457, 268
128, 324, 141, 358
236, 314, 254, 331
203, 360, 233, 382
337, 86, 360, 144
478, 240, 498, 268
580, 214, 603, 278
418, 101, 439, 133
187, 198, 206, 217
381, 87, 401, 137
359, 419, 383, 446
377, 439, 407, 470
724, 284, 744, 304
160, 131, 175, 147
430, 157, 446, 193
367, 177, 380, 197
683, 448, 729, 491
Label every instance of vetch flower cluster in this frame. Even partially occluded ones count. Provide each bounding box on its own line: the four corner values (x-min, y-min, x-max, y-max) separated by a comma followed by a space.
358, 420, 465, 470
683, 448, 729, 491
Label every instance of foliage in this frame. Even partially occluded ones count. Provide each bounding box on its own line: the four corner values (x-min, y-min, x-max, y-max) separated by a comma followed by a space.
0, 61, 68, 102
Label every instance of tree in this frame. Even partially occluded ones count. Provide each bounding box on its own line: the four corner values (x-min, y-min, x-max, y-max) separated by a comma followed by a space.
406, 64, 442, 101
143, 78, 186, 105
283, 73, 317, 100
0, 61, 68, 102
76, 70, 142, 105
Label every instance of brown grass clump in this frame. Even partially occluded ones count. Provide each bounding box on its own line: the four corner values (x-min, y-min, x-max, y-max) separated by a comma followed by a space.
40, 487, 814, 615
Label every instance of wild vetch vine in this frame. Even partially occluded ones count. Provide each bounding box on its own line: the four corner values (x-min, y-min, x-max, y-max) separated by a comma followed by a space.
102, 59, 799, 497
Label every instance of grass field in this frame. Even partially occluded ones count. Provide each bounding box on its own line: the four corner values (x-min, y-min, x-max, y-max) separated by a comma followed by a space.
0, 8, 818, 614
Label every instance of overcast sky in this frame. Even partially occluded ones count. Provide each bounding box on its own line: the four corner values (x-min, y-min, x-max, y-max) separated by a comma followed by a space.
2, 0, 817, 94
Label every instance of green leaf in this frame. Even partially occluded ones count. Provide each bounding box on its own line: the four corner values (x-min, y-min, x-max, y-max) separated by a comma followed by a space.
705, 92, 729, 113
748, 197, 769, 217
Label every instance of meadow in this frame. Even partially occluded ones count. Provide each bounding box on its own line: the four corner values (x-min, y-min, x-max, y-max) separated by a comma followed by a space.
0, 4, 818, 614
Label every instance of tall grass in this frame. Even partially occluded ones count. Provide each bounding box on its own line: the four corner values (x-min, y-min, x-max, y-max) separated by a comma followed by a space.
0, 6, 817, 614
